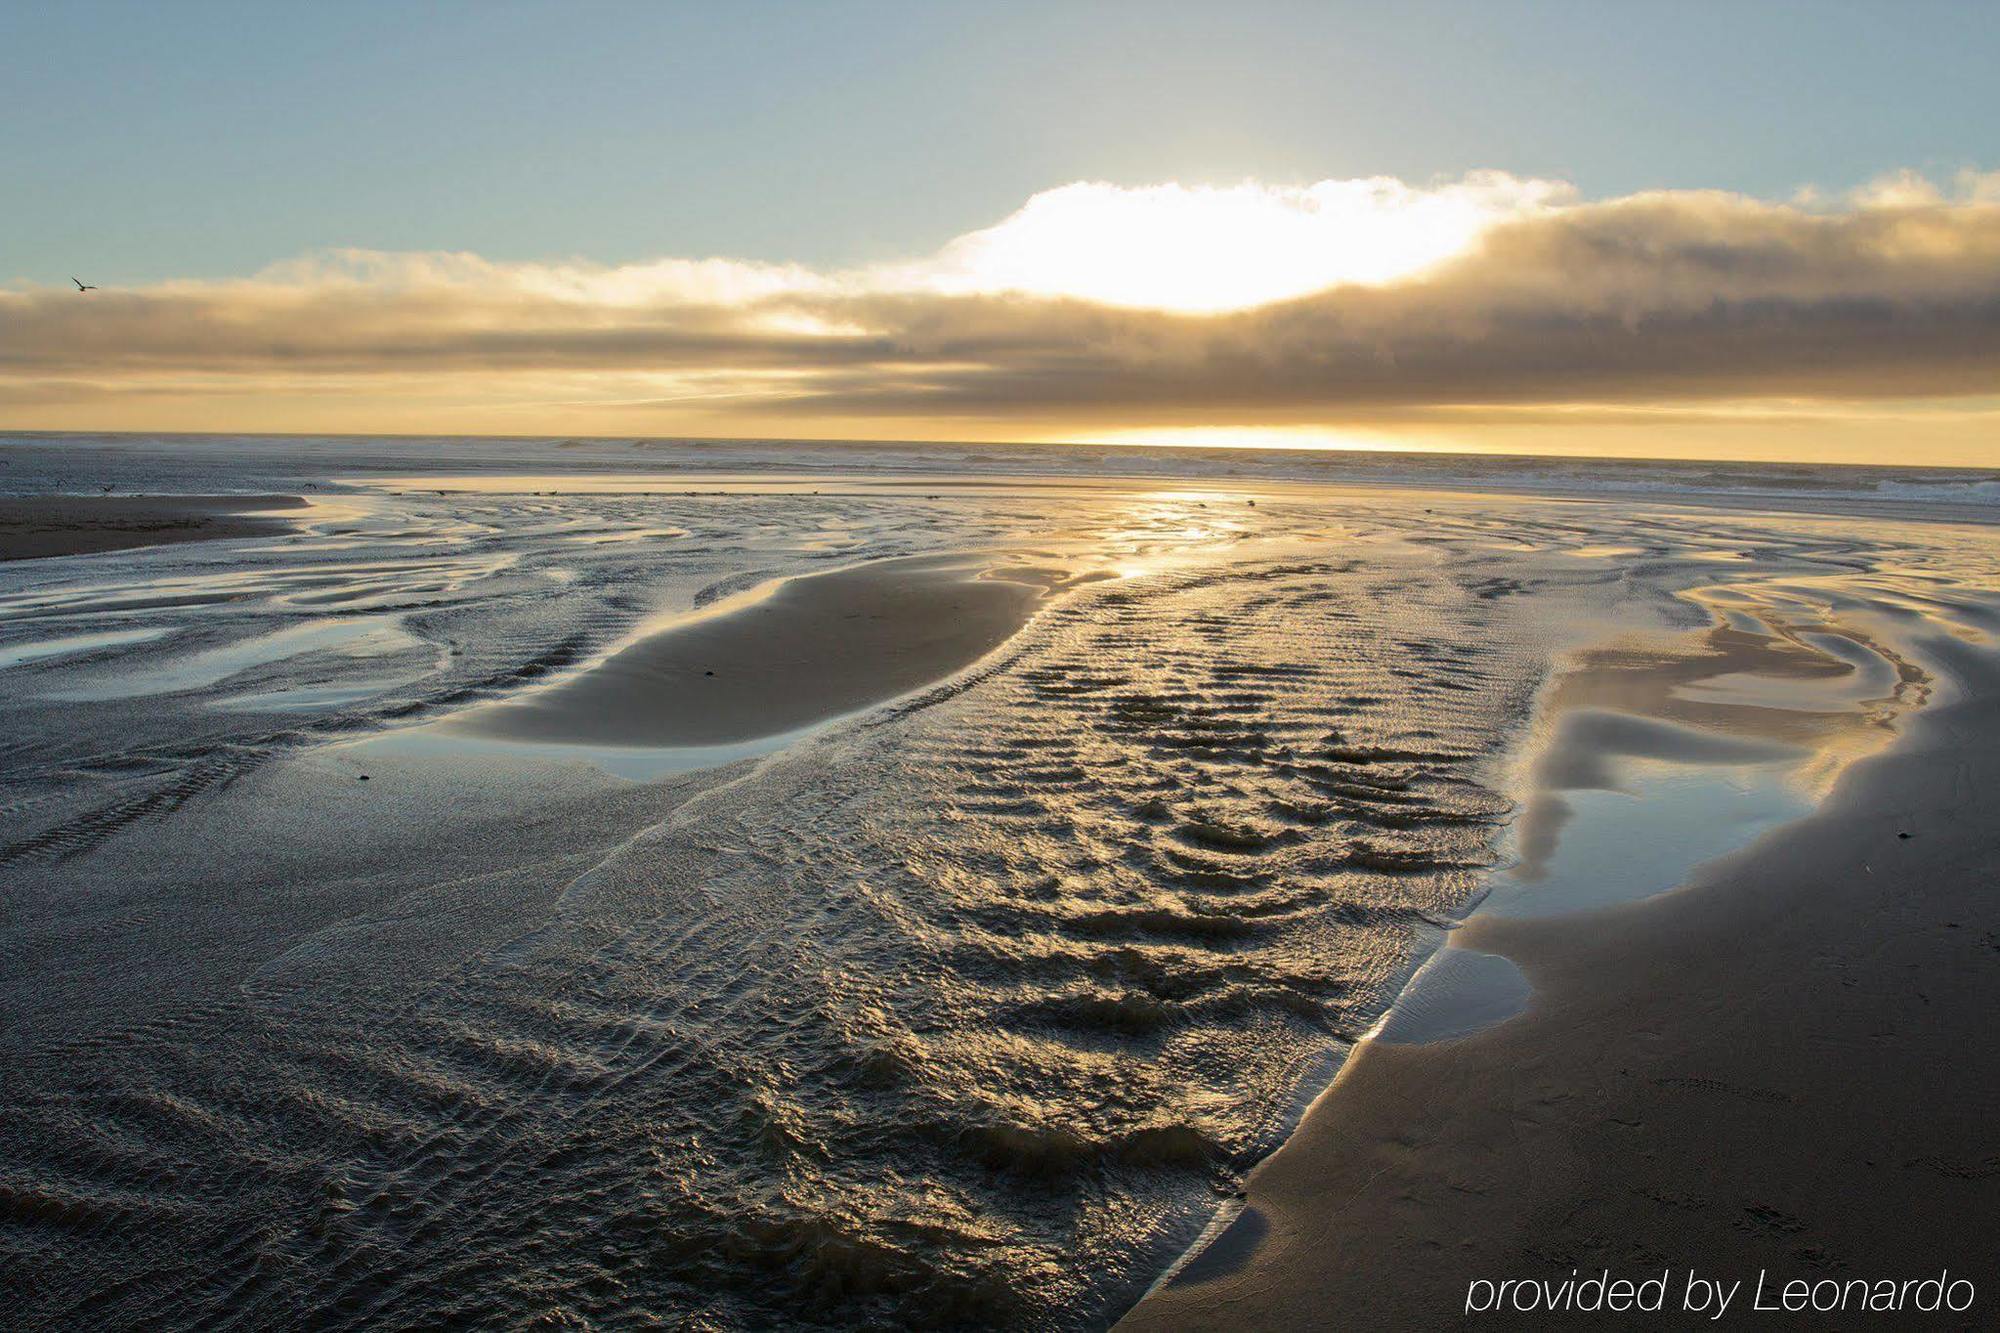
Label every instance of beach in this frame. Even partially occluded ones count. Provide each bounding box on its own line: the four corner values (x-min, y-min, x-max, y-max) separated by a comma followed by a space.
13, 3, 2000, 1325
2, 434, 1996, 1329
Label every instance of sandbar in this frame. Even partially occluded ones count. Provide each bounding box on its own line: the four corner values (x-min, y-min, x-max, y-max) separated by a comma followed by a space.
459, 553, 1086, 748
0, 494, 305, 561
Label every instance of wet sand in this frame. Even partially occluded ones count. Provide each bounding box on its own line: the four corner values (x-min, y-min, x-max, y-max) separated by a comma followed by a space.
6, 441, 1999, 1329
1121, 637, 2000, 1328
0, 494, 304, 561
459, 554, 1089, 747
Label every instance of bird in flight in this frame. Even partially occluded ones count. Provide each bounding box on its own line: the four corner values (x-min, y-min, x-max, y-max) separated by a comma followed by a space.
72, 276, 97, 292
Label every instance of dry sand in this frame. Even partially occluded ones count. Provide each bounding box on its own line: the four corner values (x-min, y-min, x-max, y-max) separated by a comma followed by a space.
0, 494, 304, 560
460, 553, 1089, 747
1121, 634, 2000, 1328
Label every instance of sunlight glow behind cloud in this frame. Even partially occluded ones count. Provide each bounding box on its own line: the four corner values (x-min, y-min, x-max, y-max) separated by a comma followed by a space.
903, 174, 1572, 312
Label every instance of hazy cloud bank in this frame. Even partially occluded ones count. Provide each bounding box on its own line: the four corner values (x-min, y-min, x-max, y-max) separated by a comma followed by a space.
6, 171, 2000, 441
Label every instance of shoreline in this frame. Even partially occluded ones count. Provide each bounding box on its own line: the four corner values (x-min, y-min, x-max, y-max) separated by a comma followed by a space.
1119, 627, 2000, 1328
0, 493, 305, 561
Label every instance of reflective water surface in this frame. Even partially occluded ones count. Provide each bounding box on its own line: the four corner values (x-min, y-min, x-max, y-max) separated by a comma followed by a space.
3, 436, 1998, 1329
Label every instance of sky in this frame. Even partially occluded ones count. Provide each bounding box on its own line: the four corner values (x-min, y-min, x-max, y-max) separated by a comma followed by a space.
4, 0, 2000, 464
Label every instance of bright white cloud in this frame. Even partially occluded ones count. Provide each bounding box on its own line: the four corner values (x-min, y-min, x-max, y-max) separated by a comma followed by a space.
893, 173, 1572, 313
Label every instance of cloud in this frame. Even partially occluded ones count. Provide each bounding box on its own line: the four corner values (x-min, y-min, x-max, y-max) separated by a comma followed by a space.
6, 170, 2000, 441
884, 173, 1572, 311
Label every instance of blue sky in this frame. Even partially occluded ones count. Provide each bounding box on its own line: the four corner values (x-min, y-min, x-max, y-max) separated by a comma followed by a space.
4, 0, 1997, 284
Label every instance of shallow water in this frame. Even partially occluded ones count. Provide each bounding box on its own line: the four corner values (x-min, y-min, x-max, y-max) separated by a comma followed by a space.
1486, 763, 1808, 919
1373, 949, 1531, 1045
3, 436, 1998, 1330
0, 626, 170, 670
49, 616, 425, 702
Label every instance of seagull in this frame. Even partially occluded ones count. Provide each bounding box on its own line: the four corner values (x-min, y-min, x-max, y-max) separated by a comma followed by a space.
72, 277, 98, 292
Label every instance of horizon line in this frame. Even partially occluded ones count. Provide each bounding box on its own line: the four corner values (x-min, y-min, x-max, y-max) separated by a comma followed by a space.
1, 426, 1992, 475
